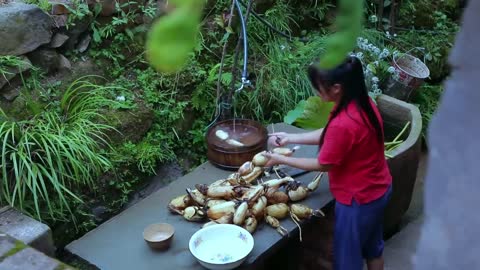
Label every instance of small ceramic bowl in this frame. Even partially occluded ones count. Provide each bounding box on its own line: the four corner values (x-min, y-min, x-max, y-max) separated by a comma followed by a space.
189, 224, 254, 270
143, 223, 175, 250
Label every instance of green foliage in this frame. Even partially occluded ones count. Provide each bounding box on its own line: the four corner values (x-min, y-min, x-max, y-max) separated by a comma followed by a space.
0, 56, 31, 78
80, 0, 157, 77
235, 37, 329, 122
284, 96, 334, 130
111, 136, 174, 175
146, 0, 204, 73
393, 16, 458, 81
393, 1, 460, 81
398, 0, 460, 28
0, 79, 116, 222
65, 0, 93, 27
411, 84, 443, 135
319, 0, 364, 69
248, 1, 298, 44
24, 0, 52, 12
97, 65, 204, 179
90, 0, 149, 44
296, 0, 334, 25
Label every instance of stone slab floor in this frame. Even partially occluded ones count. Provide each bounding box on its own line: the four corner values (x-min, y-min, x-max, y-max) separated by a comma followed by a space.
379, 151, 428, 270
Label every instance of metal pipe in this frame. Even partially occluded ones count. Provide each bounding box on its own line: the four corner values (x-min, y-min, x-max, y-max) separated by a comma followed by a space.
234, 0, 250, 87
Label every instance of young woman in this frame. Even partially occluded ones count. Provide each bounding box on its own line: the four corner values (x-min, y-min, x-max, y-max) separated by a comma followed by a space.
263, 56, 392, 270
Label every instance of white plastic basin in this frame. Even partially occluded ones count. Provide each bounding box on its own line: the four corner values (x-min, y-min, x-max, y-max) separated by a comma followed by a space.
189, 224, 254, 270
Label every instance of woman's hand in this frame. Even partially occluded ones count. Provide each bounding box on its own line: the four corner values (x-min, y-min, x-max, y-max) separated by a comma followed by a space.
262, 152, 285, 167
268, 132, 290, 147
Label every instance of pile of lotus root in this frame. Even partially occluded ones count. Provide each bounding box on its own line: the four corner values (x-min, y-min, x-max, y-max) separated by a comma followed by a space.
168, 147, 325, 239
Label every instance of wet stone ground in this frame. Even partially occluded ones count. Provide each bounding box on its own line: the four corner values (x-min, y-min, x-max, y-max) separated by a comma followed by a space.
125, 161, 186, 209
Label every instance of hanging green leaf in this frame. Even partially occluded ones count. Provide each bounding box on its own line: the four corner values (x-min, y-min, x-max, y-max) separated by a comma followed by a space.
284, 100, 306, 125
318, 0, 364, 69
145, 0, 204, 73
284, 96, 334, 130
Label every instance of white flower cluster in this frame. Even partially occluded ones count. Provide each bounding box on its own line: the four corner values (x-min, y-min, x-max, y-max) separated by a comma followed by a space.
379, 48, 390, 59
357, 37, 375, 53
354, 36, 406, 98
367, 69, 382, 96
355, 51, 364, 60
357, 40, 380, 93
385, 31, 397, 39
356, 37, 390, 59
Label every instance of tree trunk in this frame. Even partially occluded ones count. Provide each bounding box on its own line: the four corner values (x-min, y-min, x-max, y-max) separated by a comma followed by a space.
377, 0, 384, 31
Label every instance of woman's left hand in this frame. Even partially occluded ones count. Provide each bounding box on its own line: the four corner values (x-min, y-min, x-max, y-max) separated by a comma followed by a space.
262, 152, 285, 167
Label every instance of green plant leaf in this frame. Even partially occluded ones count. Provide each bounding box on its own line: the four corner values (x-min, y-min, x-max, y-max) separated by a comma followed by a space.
0, 78, 116, 222
225, 26, 234, 34
284, 100, 306, 124
284, 96, 334, 130
367, 63, 376, 74
318, 0, 364, 69
145, 0, 204, 73
92, 27, 102, 43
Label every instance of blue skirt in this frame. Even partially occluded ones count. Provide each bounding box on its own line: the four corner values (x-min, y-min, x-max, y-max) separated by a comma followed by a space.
334, 185, 392, 270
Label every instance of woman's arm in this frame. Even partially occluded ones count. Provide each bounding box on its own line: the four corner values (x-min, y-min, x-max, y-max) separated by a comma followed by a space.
263, 153, 332, 172
288, 129, 324, 145
269, 129, 324, 146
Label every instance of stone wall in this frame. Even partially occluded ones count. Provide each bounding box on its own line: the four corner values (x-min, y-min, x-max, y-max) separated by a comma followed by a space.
0, 1, 70, 101
0, 0, 158, 103
0, 0, 156, 136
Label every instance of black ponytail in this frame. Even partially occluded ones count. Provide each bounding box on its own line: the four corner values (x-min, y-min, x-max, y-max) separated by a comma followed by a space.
307, 56, 384, 146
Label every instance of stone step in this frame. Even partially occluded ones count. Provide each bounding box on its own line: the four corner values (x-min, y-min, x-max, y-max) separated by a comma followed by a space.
0, 233, 76, 270
0, 206, 55, 256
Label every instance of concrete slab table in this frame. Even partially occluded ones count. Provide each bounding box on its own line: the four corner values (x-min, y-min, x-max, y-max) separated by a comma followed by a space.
66, 123, 334, 270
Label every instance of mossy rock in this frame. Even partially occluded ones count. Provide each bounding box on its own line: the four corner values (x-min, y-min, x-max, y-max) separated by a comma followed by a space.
101, 103, 155, 145
49, 57, 110, 91
173, 106, 196, 135
0, 90, 46, 121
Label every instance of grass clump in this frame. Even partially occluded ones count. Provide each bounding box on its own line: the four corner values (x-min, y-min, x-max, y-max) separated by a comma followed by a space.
0, 78, 117, 222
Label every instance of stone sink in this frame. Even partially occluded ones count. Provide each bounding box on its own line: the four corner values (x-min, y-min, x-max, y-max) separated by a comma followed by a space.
377, 94, 423, 235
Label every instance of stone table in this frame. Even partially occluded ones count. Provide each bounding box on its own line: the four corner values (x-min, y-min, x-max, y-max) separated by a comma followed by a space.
66, 123, 334, 270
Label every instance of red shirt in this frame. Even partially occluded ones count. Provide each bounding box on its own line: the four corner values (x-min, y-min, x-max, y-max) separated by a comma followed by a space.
318, 99, 392, 205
